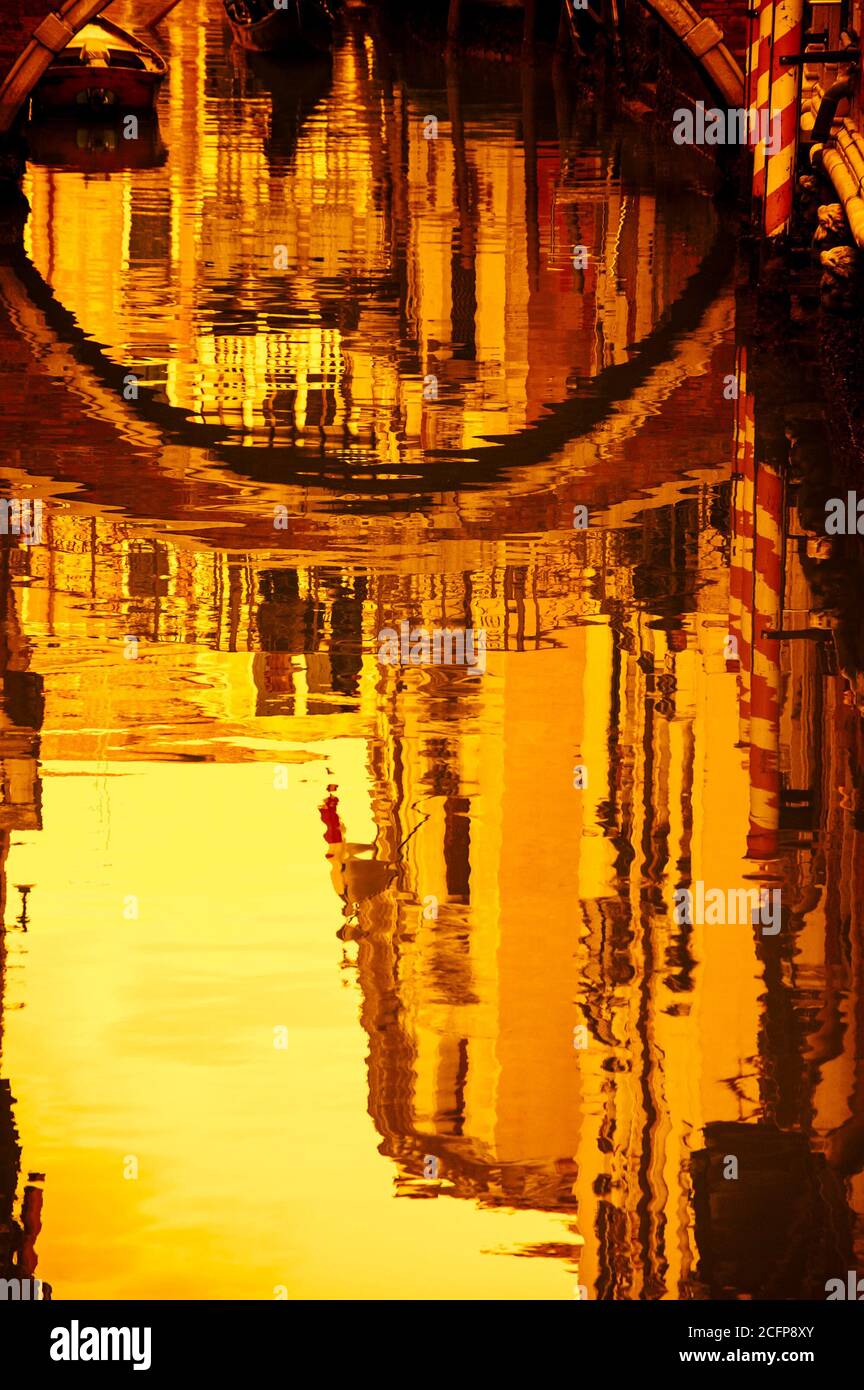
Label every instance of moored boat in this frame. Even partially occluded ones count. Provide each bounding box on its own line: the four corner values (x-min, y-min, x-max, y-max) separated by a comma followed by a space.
31, 19, 167, 114
223, 0, 338, 55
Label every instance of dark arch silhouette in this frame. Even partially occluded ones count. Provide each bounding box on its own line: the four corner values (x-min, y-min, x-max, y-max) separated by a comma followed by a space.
5, 215, 734, 508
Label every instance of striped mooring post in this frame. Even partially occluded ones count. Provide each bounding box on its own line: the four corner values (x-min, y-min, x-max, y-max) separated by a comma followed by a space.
730, 347, 784, 861
748, 0, 773, 206
746, 443, 784, 862
747, 0, 805, 238
729, 345, 754, 744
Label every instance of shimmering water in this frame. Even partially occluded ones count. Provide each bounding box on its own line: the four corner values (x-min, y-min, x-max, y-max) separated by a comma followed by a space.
0, 0, 861, 1301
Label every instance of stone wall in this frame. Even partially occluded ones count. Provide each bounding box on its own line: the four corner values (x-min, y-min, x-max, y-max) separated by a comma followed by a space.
0, 3, 55, 87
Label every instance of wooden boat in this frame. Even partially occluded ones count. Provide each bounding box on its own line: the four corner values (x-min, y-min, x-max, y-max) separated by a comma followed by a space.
31, 18, 167, 113
223, 0, 338, 55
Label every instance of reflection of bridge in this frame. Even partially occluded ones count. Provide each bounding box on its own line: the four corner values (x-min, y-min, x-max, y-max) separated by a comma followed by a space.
4, 216, 733, 504
3, 38, 735, 545
17, 18, 727, 476
11, 11, 736, 470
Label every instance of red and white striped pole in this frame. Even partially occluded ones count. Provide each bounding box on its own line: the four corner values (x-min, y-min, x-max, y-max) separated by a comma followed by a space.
740, 378, 756, 742
729, 348, 756, 743
729, 345, 746, 665
749, 0, 775, 208
729, 347, 755, 746
763, 0, 805, 238
747, 447, 784, 860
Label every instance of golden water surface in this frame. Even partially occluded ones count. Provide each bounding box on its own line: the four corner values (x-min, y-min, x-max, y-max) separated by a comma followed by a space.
0, 0, 861, 1300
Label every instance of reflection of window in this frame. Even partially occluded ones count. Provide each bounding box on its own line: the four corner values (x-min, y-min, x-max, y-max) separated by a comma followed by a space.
435, 1036, 468, 1138
128, 203, 170, 264
444, 795, 470, 902
125, 542, 169, 599
3, 673, 44, 731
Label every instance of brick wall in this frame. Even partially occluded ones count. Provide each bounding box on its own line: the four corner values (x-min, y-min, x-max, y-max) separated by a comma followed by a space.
0, 4, 55, 86
699, 0, 750, 62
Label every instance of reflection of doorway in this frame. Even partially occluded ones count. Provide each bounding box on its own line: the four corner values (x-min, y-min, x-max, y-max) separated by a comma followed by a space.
254, 569, 367, 715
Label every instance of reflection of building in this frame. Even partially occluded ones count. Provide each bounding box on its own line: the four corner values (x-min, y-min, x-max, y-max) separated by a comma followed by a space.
329, 364, 864, 1296
308, 474, 757, 1294
0, 532, 45, 1290
5, 0, 863, 1302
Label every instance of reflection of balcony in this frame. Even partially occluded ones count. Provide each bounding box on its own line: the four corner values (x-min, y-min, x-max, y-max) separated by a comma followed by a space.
254, 568, 366, 711
388, 1131, 582, 1218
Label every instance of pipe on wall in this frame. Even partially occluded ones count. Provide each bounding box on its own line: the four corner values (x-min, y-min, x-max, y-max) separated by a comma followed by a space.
811, 74, 856, 144
813, 139, 864, 247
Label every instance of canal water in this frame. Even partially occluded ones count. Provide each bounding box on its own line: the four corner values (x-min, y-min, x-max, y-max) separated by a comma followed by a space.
0, 0, 860, 1300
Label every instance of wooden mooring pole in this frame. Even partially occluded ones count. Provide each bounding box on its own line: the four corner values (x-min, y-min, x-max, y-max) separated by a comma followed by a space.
447, 0, 461, 46
523, 0, 538, 53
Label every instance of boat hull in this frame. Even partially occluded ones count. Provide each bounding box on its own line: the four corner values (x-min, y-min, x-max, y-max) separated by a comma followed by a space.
32, 70, 165, 113
224, 3, 335, 54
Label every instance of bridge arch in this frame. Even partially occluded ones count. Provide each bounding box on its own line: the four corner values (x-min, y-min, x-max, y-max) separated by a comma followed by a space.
636, 0, 745, 107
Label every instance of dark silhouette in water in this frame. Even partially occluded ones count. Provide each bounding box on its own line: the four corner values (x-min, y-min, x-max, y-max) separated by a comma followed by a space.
223, 0, 340, 55
241, 47, 333, 174
691, 1123, 854, 1300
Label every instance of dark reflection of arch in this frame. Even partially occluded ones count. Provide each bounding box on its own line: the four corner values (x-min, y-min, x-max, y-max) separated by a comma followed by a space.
233, 49, 334, 174
6, 216, 733, 502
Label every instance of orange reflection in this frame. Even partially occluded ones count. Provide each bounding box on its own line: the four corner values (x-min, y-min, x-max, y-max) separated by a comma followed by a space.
0, 0, 860, 1304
